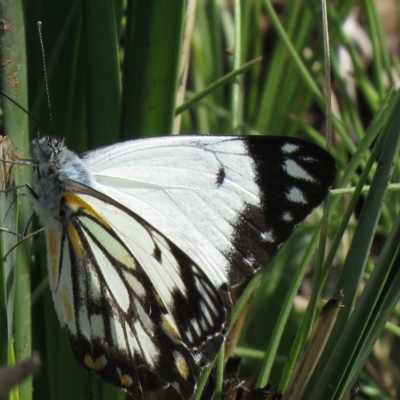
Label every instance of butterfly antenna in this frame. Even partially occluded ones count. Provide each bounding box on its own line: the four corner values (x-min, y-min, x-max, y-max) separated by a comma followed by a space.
0, 91, 49, 134
37, 21, 54, 135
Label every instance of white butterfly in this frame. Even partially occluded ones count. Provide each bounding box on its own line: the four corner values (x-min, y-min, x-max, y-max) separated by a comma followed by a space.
28, 134, 335, 399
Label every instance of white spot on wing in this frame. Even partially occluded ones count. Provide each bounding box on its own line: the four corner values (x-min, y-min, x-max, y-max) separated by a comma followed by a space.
134, 321, 159, 367
84, 231, 130, 312
125, 322, 140, 355
88, 269, 102, 301
287, 187, 307, 204
80, 216, 137, 271
191, 318, 202, 337
200, 301, 214, 326
152, 231, 188, 298
261, 230, 275, 243
244, 256, 255, 266
193, 352, 202, 364
161, 313, 180, 341
284, 159, 316, 182
194, 275, 214, 310
185, 328, 194, 343
79, 307, 91, 339
301, 156, 317, 162
199, 317, 208, 330
282, 143, 299, 153
110, 316, 126, 350
123, 272, 146, 298
134, 298, 153, 332
91, 314, 105, 339
282, 212, 293, 222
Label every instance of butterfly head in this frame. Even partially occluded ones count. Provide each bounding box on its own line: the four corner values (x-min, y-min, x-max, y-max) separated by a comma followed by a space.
32, 135, 65, 166
31, 136, 95, 218
32, 135, 94, 185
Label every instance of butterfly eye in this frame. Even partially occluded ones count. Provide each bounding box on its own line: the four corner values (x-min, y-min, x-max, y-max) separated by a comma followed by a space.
43, 147, 54, 162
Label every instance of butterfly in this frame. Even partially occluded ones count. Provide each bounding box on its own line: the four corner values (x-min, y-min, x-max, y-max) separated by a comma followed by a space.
27, 134, 335, 399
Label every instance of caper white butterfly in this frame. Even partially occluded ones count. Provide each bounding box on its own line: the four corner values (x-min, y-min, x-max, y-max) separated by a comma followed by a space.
28, 134, 335, 399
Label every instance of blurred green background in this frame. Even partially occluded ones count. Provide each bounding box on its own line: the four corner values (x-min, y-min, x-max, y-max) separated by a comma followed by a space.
1, 1, 400, 399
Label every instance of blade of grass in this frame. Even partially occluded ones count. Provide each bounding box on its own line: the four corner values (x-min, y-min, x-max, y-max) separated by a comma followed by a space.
230, 0, 241, 134
173, 0, 196, 135
121, 2, 186, 138
176, 56, 262, 116
285, 292, 344, 399
363, 0, 393, 98
0, 1, 32, 400
82, 0, 122, 148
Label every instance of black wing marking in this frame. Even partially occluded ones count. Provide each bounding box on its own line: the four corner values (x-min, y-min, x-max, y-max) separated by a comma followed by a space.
226, 137, 336, 285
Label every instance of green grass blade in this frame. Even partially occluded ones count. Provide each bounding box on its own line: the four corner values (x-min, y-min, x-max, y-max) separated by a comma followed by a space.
0, 1, 32, 400
121, 2, 186, 138
81, 0, 122, 147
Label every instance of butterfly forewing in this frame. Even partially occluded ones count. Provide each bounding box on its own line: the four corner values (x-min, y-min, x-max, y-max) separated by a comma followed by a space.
84, 136, 336, 287
49, 187, 229, 398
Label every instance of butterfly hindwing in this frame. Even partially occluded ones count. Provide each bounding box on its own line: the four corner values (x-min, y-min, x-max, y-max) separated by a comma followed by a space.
47, 184, 230, 398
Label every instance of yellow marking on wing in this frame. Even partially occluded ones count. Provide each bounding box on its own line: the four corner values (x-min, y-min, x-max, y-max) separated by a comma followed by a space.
64, 193, 110, 229
152, 288, 164, 307
46, 229, 59, 285
68, 225, 83, 258
58, 287, 73, 324
84, 354, 107, 371
162, 315, 180, 342
122, 252, 137, 270
119, 374, 133, 387
175, 354, 189, 380
65, 194, 137, 271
